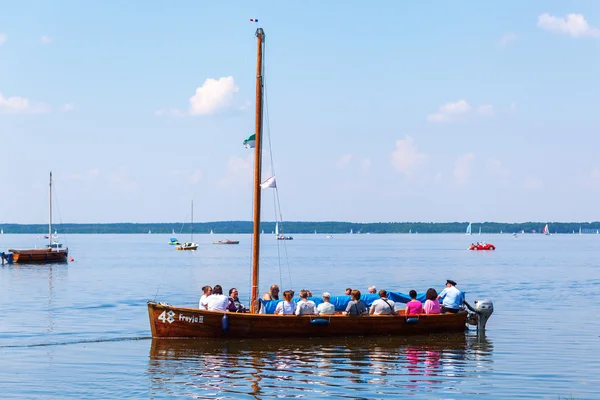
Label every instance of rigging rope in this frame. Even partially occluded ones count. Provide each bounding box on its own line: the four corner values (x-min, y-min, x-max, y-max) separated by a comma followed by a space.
262, 38, 293, 292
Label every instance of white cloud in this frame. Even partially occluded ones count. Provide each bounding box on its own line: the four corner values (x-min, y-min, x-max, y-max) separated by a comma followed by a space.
0, 92, 47, 114
499, 32, 518, 47
40, 35, 52, 44
453, 153, 475, 185
168, 169, 203, 184
537, 13, 600, 38
477, 104, 494, 116
62, 103, 75, 112
486, 158, 510, 181
157, 76, 241, 117
108, 167, 137, 192
427, 99, 471, 122
218, 154, 254, 188
189, 76, 239, 115
336, 154, 353, 170
391, 136, 427, 177
522, 176, 543, 189
361, 158, 371, 172
0, 33, 6, 46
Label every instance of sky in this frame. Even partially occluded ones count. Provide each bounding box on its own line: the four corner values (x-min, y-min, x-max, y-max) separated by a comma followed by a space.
1, 1, 600, 224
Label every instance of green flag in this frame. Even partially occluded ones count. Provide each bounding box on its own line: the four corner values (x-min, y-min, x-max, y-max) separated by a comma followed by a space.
243, 134, 256, 149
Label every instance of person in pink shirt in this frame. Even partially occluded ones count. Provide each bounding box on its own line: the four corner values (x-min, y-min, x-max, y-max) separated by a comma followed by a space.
405, 289, 423, 315
423, 288, 441, 314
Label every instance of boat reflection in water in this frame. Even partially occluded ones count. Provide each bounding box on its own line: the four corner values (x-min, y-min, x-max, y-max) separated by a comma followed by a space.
148, 333, 493, 398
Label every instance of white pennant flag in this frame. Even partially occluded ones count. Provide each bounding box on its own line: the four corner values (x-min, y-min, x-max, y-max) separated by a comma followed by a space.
260, 176, 277, 189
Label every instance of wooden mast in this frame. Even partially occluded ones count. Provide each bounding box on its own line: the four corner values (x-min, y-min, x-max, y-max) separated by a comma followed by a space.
250, 28, 265, 314
49, 171, 53, 246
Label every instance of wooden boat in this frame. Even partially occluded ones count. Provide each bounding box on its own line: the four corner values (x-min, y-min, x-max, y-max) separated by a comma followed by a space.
148, 27, 493, 339
213, 239, 239, 245
2, 172, 68, 264
176, 200, 198, 251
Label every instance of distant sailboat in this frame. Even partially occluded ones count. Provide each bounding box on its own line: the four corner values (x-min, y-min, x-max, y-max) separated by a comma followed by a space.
148, 230, 151, 234
314, 230, 317, 234
500, 229, 503, 234
579, 227, 582, 235
409, 229, 412, 234
349, 229, 353, 234
210, 229, 214, 235
478, 226, 481, 235
172, 229, 175, 235
466, 223, 472, 235
0, 229, 3, 235
176, 200, 198, 250
542, 224, 550, 236
275, 221, 292, 240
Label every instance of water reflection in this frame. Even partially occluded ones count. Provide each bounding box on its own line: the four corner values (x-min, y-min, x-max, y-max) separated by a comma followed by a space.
148, 333, 494, 399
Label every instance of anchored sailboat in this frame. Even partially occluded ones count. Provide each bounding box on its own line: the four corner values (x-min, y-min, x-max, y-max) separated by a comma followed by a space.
176, 200, 198, 250
466, 223, 472, 235
2, 172, 68, 264
147, 27, 493, 339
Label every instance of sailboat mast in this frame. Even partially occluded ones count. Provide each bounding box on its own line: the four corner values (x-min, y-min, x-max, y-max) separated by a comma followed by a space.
250, 27, 265, 313
191, 200, 194, 241
49, 171, 52, 245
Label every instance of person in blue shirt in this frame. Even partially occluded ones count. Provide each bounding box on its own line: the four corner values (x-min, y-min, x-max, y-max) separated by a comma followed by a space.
437, 279, 465, 313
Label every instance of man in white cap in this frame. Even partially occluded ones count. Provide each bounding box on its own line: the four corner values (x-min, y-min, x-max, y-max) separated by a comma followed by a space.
437, 279, 465, 313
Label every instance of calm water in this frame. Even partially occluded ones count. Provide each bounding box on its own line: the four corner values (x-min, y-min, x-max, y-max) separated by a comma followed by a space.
1, 233, 599, 399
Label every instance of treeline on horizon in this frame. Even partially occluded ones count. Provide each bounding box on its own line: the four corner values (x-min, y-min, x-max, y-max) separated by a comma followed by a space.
1, 221, 599, 234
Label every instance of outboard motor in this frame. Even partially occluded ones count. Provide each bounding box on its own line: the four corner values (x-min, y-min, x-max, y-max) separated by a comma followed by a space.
473, 299, 494, 331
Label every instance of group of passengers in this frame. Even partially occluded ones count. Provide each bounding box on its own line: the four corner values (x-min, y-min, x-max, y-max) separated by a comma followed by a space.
198, 279, 465, 316
198, 285, 248, 313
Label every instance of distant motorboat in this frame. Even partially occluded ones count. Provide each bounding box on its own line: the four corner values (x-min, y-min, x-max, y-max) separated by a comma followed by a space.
469, 242, 496, 251
325, 235, 333, 239
169, 237, 180, 245
213, 239, 240, 245
277, 235, 293, 241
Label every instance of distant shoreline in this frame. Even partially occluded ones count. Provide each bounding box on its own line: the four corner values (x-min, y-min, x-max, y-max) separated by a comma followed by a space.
0, 221, 598, 234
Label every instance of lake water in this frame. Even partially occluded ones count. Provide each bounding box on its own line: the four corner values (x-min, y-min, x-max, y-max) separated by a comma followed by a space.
1, 233, 598, 399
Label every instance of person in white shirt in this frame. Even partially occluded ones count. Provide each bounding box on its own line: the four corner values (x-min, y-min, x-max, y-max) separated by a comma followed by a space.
295, 289, 317, 315
274, 290, 296, 315
206, 284, 229, 312
317, 292, 336, 315
198, 285, 212, 309
370, 289, 396, 315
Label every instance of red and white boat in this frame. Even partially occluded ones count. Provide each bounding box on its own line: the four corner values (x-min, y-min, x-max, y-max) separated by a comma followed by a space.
469, 242, 496, 251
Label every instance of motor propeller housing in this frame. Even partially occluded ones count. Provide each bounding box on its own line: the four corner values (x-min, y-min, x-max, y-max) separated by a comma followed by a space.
472, 299, 494, 331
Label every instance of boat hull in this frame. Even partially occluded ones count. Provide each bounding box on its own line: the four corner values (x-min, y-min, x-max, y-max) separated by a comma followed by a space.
148, 302, 468, 339
213, 241, 239, 245
7, 248, 68, 264
469, 244, 496, 250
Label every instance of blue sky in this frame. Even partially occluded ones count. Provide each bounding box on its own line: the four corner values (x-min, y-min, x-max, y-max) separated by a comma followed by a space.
1, 1, 599, 224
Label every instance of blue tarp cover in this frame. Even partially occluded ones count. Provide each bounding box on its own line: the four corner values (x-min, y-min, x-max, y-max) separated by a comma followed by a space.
260, 291, 428, 314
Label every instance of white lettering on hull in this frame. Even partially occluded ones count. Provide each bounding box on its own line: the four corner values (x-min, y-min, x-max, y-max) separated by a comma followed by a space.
158, 310, 204, 324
